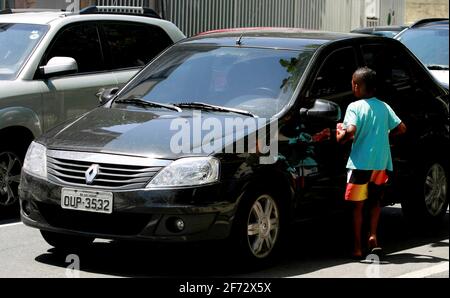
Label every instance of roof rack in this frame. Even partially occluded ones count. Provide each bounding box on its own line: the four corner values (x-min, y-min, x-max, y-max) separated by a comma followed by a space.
411, 18, 448, 28
78, 5, 161, 19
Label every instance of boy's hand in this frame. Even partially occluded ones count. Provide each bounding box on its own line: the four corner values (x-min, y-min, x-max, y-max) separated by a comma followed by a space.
336, 123, 346, 142
337, 123, 356, 144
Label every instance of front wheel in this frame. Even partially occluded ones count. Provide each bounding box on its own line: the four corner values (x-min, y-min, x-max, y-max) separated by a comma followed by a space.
231, 190, 283, 263
0, 151, 23, 207
40, 230, 95, 250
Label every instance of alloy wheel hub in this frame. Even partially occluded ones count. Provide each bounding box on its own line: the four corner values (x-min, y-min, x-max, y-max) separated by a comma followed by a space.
247, 194, 280, 258
424, 163, 447, 216
259, 218, 270, 237
0, 152, 22, 206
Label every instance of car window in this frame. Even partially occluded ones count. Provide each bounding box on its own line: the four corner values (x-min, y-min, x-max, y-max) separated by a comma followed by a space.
0, 23, 48, 80
397, 27, 449, 68
311, 47, 357, 97
361, 44, 413, 92
101, 22, 173, 70
45, 23, 105, 74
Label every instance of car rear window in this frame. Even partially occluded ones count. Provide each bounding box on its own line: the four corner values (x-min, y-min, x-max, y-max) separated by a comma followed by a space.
101, 22, 173, 70
398, 27, 449, 68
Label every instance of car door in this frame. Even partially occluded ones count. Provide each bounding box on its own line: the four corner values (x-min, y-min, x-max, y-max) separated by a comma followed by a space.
37, 22, 118, 131
292, 45, 358, 218
359, 41, 449, 200
99, 21, 175, 89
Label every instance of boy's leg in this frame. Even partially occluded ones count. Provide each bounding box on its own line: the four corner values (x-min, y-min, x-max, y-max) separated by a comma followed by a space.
368, 198, 381, 249
367, 170, 389, 250
352, 201, 365, 257
346, 169, 371, 257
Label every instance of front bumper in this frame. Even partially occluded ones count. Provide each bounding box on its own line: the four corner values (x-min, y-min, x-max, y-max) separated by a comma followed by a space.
19, 171, 236, 242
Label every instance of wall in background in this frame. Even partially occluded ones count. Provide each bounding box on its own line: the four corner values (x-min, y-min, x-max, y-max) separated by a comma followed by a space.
406, 0, 449, 24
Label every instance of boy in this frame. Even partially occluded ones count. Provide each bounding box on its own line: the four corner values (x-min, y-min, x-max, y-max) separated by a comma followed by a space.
337, 67, 407, 259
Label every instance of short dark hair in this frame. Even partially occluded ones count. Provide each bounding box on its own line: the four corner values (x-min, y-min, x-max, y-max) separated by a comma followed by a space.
353, 67, 377, 92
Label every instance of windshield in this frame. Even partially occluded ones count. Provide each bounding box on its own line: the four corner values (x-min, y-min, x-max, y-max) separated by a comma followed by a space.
0, 23, 48, 80
118, 45, 315, 118
398, 27, 449, 68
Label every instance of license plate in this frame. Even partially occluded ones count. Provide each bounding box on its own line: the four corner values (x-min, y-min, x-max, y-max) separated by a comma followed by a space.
61, 188, 113, 214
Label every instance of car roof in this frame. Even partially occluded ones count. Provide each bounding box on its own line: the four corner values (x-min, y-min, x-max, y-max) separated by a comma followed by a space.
183, 27, 372, 49
410, 18, 449, 29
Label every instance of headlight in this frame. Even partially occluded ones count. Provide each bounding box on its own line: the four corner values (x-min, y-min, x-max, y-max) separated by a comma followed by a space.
147, 157, 220, 188
22, 142, 47, 179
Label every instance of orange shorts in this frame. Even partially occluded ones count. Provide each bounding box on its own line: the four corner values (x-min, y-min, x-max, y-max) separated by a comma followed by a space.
345, 169, 389, 202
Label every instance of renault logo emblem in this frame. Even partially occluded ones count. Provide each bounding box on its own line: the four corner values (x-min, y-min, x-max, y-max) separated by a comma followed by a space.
85, 164, 100, 185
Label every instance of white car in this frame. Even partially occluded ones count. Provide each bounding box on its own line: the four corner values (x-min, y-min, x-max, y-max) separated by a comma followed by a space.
0, 7, 185, 209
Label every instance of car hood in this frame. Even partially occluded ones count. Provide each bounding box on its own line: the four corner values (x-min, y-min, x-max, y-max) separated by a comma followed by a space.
429, 70, 449, 90
40, 107, 258, 160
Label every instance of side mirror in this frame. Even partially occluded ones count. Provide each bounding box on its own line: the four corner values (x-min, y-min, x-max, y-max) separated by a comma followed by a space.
97, 87, 119, 105
300, 99, 341, 122
40, 57, 78, 78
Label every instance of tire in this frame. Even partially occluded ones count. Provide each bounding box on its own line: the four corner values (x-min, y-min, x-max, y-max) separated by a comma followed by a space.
40, 230, 95, 250
0, 148, 24, 209
401, 161, 449, 227
230, 189, 284, 265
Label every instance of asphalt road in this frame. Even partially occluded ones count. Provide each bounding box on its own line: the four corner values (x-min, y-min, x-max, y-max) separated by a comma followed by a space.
0, 205, 448, 278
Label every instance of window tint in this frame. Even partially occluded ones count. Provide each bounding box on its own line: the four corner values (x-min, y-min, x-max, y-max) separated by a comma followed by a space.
311, 47, 357, 97
46, 24, 104, 73
102, 22, 173, 69
361, 44, 413, 92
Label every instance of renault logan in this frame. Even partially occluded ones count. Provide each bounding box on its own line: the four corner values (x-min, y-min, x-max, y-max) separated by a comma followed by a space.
19, 28, 449, 262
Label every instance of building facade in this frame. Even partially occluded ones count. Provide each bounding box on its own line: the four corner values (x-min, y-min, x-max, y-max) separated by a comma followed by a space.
405, 0, 449, 24
161, 0, 406, 36
2, 0, 411, 35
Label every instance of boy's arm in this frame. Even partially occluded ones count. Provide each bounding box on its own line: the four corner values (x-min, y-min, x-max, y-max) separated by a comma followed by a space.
337, 124, 356, 144
390, 122, 407, 137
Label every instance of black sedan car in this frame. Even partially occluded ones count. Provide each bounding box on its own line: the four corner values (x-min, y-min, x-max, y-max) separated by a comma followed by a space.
19, 28, 449, 262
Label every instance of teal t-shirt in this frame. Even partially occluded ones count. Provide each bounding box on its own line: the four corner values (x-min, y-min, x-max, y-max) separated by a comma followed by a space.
343, 97, 402, 171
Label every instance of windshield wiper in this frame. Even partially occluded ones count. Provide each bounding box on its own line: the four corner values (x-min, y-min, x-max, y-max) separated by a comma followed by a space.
114, 97, 182, 112
173, 102, 257, 118
426, 64, 449, 71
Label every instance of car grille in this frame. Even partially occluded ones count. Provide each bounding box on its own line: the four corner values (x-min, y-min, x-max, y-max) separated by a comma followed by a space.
46, 150, 170, 190
37, 202, 152, 236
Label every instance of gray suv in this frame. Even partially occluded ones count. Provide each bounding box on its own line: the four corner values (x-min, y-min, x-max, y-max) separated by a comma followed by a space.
0, 8, 185, 209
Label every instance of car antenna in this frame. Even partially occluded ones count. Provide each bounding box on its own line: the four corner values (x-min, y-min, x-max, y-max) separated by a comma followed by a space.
236, 33, 244, 46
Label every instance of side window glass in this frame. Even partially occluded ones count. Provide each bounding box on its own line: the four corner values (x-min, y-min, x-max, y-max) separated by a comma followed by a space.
361, 44, 385, 72
311, 47, 357, 97
102, 22, 173, 69
46, 24, 104, 74
361, 44, 413, 95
